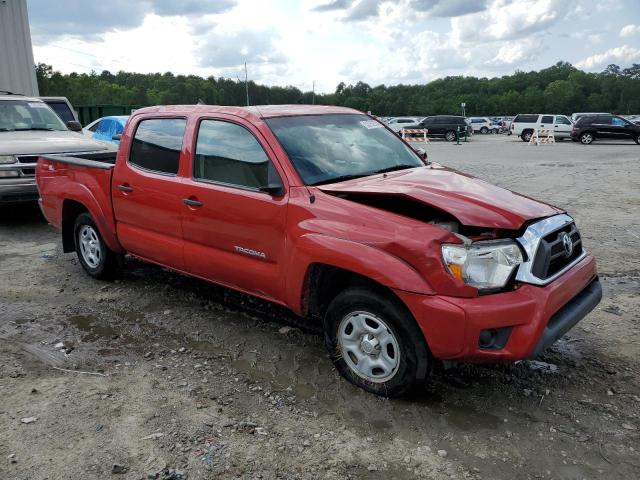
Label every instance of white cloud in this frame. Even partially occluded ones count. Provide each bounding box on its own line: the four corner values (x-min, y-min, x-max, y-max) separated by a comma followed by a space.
620, 24, 640, 37
576, 45, 640, 70
30, 0, 640, 93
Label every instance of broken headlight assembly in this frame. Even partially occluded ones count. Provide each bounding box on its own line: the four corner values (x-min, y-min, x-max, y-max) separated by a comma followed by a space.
441, 239, 523, 292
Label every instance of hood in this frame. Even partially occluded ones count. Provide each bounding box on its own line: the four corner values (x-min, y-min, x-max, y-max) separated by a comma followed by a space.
0, 130, 112, 155
317, 165, 562, 230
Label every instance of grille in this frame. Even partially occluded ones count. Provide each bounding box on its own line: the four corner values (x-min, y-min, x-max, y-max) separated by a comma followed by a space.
16, 155, 38, 177
531, 223, 583, 280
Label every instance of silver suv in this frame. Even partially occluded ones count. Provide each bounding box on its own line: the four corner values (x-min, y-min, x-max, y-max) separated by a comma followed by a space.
0, 93, 115, 204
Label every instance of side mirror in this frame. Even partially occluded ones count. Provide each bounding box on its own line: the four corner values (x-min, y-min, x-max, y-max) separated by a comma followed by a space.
66, 120, 82, 132
259, 183, 284, 196
112, 134, 122, 141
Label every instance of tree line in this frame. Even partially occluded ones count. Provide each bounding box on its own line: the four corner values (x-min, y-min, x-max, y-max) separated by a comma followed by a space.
36, 61, 640, 117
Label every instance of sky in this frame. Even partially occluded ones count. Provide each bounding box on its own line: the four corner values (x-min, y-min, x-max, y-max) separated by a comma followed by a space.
27, 0, 640, 93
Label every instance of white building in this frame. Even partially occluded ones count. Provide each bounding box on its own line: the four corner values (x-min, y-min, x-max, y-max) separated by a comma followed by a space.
0, 0, 39, 96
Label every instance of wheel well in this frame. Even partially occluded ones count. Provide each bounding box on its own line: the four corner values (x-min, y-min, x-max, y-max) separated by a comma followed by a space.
61, 200, 88, 252
302, 264, 405, 321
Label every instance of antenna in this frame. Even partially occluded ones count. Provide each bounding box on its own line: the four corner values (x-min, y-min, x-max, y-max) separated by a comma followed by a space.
312, 81, 315, 105
244, 62, 249, 106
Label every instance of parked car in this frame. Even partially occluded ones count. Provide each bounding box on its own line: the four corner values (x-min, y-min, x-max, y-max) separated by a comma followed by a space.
36, 104, 601, 397
0, 93, 116, 204
570, 114, 640, 145
510, 114, 573, 142
83, 115, 129, 144
38, 96, 78, 124
468, 117, 492, 134
418, 115, 472, 141
386, 117, 423, 132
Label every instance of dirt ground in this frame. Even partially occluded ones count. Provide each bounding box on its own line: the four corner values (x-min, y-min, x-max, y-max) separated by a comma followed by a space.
1, 134, 638, 480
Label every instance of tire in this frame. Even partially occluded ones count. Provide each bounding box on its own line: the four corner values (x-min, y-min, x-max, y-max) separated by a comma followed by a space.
521, 130, 533, 142
491, 128, 498, 134
480, 126, 489, 134
74, 213, 120, 279
445, 130, 456, 142
580, 132, 594, 145
324, 287, 430, 397
635, 134, 640, 145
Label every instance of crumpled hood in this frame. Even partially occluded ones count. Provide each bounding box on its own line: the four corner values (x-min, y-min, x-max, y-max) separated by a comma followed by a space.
316, 165, 563, 230
0, 130, 112, 155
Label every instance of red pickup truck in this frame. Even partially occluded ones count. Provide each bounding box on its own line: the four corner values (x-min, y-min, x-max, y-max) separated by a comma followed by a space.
36, 105, 601, 397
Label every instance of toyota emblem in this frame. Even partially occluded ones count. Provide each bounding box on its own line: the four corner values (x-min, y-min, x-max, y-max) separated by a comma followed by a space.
560, 232, 574, 258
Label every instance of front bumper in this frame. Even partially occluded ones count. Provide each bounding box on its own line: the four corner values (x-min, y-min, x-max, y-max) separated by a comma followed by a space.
0, 179, 39, 203
395, 252, 600, 362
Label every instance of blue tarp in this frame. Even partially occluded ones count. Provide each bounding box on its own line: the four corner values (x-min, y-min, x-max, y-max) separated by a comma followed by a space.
92, 116, 128, 143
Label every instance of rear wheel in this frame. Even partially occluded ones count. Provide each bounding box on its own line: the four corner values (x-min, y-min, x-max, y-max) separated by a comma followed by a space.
635, 134, 640, 145
324, 287, 430, 397
445, 130, 456, 142
521, 130, 533, 142
491, 128, 498, 134
580, 132, 594, 145
74, 213, 120, 279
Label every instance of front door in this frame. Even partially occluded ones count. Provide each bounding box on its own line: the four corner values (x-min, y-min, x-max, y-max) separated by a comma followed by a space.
112, 117, 187, 269
180, 117, 289, 302
553, 115, 573, 138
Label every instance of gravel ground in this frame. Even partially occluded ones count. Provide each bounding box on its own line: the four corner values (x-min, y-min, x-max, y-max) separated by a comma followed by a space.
1, 134, 639, 480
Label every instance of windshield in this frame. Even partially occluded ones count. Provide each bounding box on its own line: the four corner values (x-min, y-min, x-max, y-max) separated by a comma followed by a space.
0, 100, 67, 131
266, 114, 424, 185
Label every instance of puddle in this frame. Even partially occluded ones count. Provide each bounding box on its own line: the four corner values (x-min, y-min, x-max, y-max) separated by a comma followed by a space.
67, 315, 117, 342
440, 403, 502, 431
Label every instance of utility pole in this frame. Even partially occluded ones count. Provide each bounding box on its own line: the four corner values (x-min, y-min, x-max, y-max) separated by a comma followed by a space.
244, 62, 249, 106
312, 81, 315, 105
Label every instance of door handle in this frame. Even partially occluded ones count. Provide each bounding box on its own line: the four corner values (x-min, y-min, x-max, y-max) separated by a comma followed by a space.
117, 184, 133, 193
182, 198, 204, 207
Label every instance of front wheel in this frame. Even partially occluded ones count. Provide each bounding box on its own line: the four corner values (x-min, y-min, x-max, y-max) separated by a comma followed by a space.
480, 126, 489, 134
324, 287, 430, 397
580, 132, 594, 145
445, 130, 456, 142
635, 134, 640, 145
74, 213, 121, 279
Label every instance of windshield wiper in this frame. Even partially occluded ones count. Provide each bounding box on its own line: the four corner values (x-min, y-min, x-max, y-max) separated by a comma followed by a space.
15, 127, 56, 131
311, 174, 369, 186
369, 164, 417, 175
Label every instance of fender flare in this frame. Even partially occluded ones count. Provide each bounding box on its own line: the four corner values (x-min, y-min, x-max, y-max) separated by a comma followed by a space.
285, 233, 434, 314
61, 182, 123, 254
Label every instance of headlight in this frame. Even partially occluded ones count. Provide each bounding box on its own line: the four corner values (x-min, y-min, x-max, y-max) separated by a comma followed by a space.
442, 239, 523, 291
0, 155, 17, 164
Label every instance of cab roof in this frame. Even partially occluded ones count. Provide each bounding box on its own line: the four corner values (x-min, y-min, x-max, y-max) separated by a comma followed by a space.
130, 104, 361, 122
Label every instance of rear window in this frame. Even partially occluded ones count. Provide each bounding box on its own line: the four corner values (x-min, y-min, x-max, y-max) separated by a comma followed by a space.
44, 101, 75, 123
129, 118, 186, 175
513, 114, 539, 123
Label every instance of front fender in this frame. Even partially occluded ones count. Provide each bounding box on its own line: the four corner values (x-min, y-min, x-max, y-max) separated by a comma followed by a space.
285, 233, 434, 314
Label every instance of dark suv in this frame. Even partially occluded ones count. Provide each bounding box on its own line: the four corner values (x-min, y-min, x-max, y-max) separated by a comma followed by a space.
418, 116, 472, 142
571, 114, 640, 145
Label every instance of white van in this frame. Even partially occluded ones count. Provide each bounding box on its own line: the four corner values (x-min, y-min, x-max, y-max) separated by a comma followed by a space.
510, 114, 573, 142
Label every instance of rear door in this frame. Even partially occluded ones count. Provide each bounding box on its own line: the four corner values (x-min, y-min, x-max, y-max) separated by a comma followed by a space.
112, 117, 187, 269
553, 115, 572, 138
539, 115, 554, 133
180, 116, 289, 302
593, 115, 615, 139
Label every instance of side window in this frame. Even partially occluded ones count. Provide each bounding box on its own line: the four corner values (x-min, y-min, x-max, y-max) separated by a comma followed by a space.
555, 116, 571, 125
129, 118, 186, 175
87, 121, 100, 132
612, 117, 627, 126
194, 120, 279, 190
595, 115, 612, 125
541, 115, 554, 123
